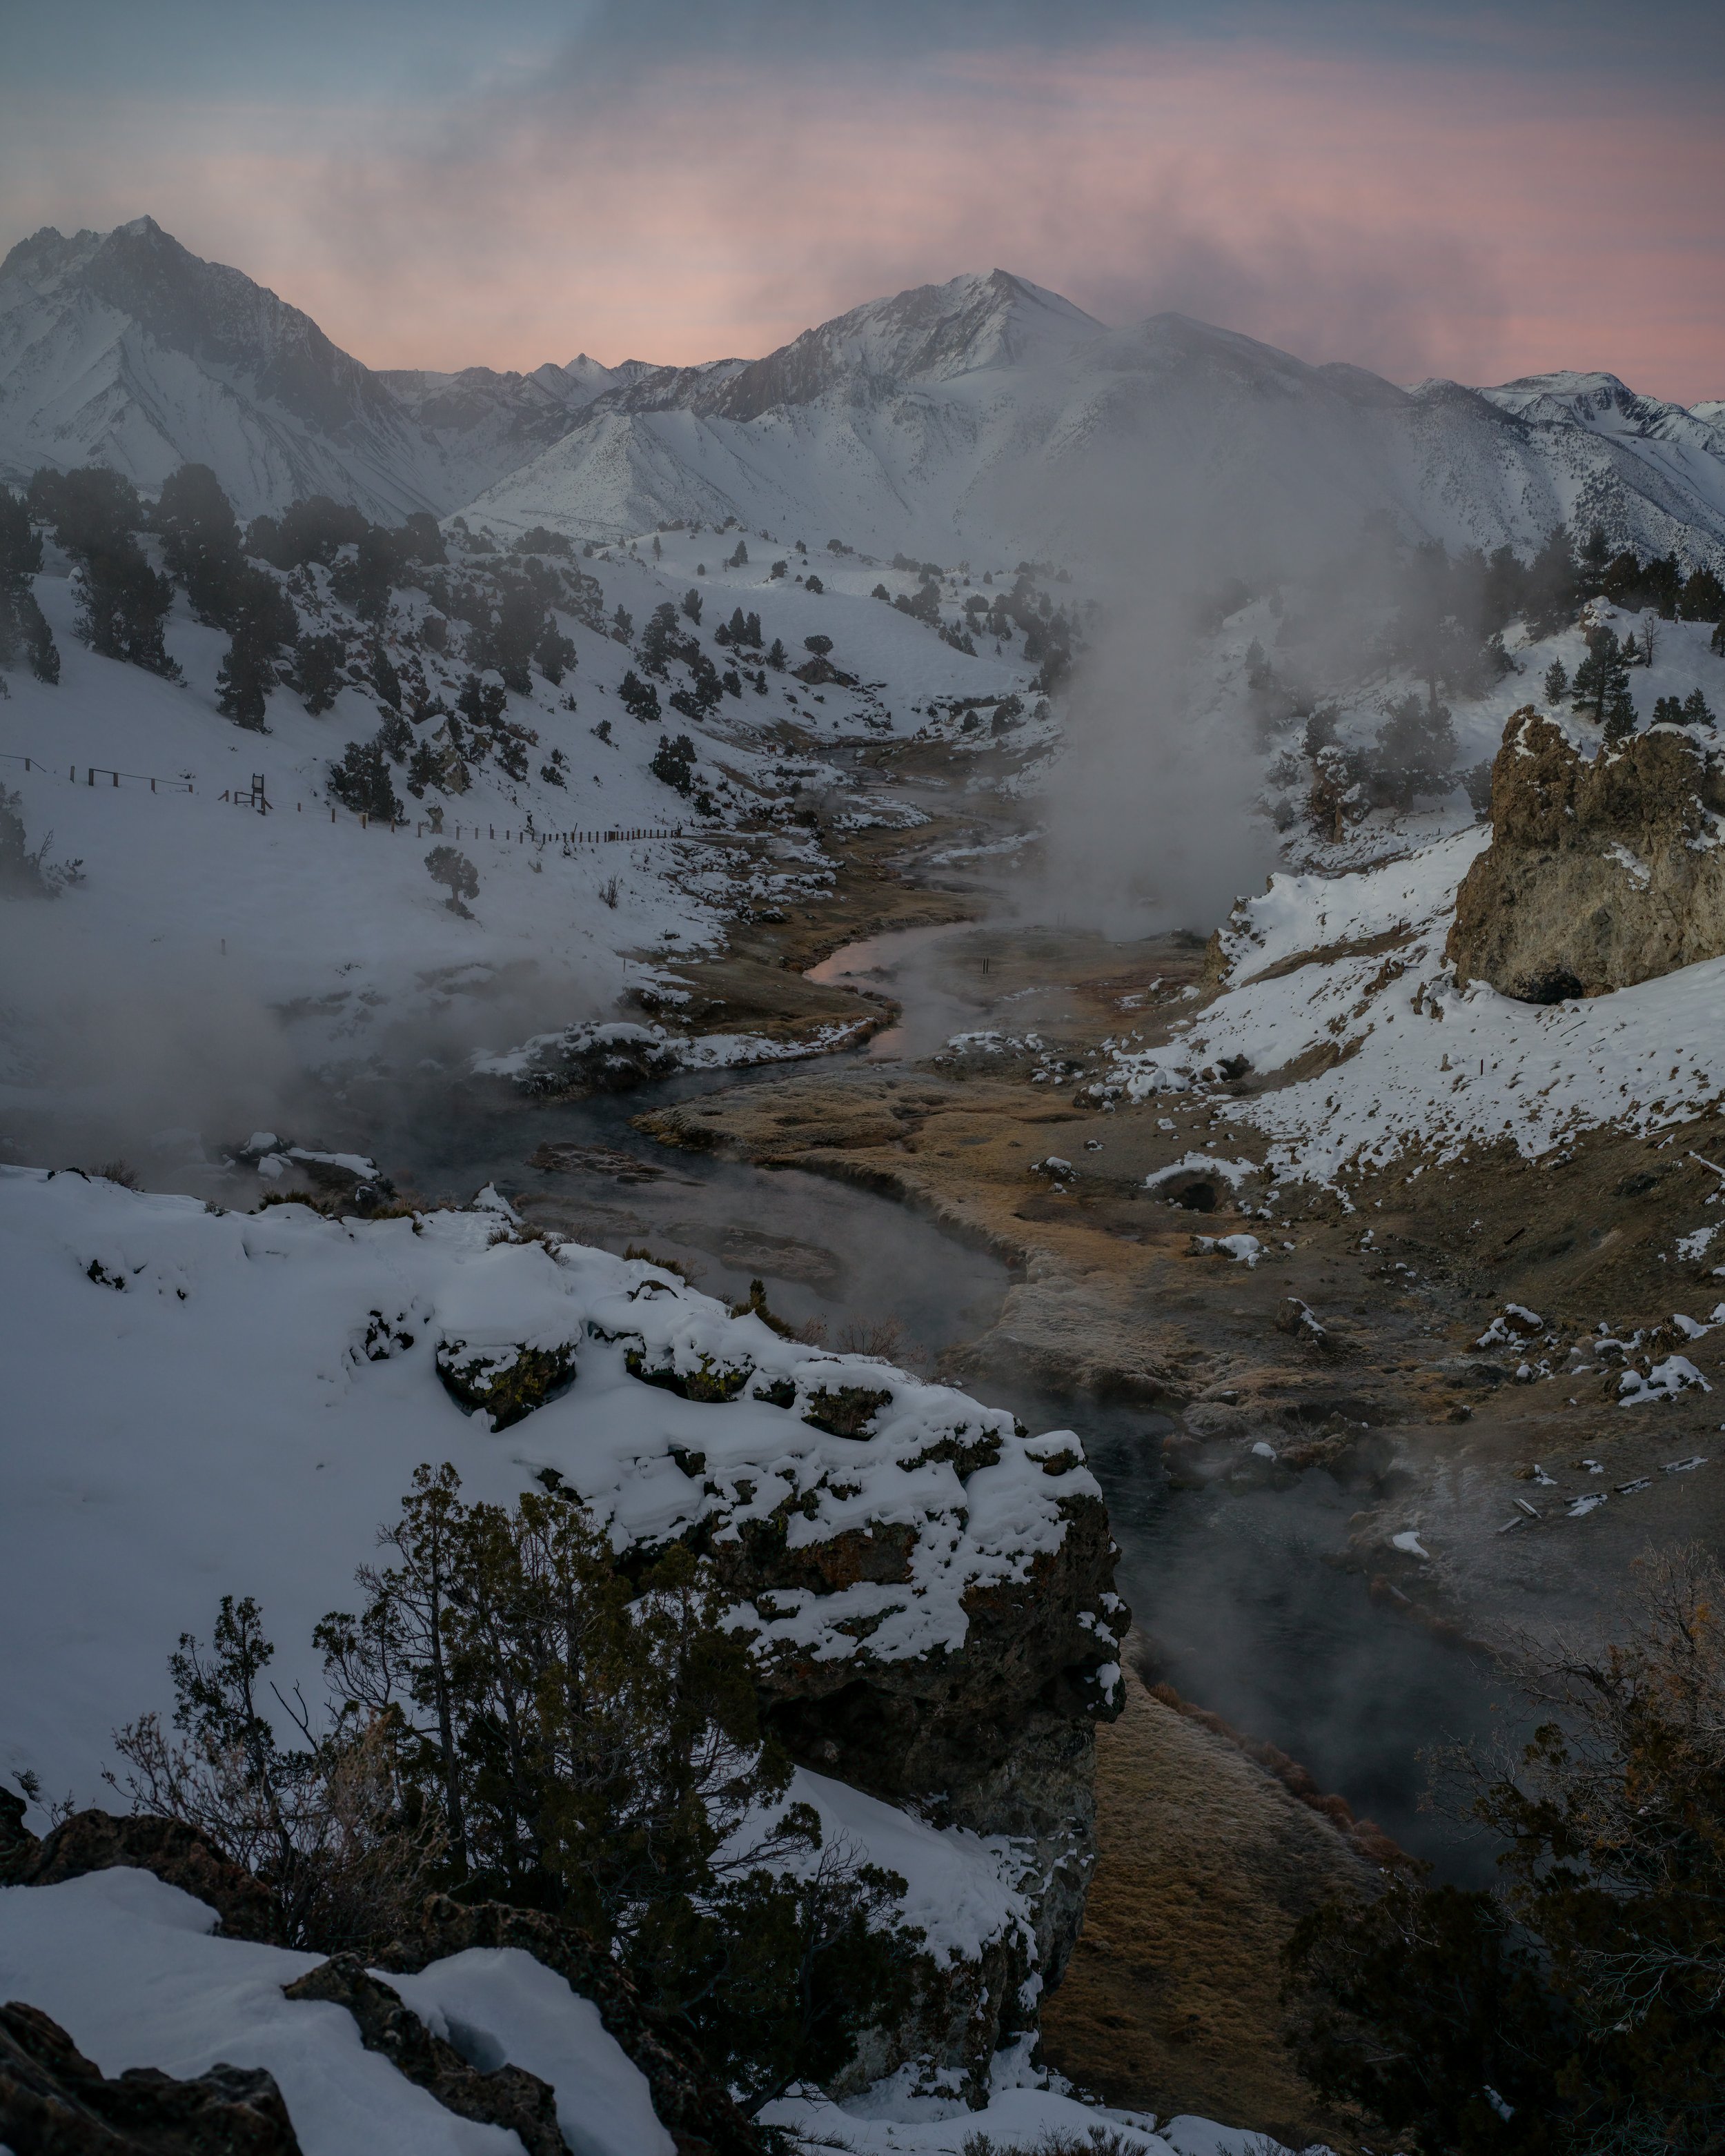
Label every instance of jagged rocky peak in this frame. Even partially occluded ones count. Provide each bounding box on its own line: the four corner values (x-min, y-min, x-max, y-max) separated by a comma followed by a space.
702, 267, 1107, 420
3, 214, 388, 437
1479, 368, 1725, 454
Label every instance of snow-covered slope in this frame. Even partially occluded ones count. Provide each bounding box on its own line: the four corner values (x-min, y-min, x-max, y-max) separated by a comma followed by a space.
0, 522, 1043, 1156
374, 356, 624, 511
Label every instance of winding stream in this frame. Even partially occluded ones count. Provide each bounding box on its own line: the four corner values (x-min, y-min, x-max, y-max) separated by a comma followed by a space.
332, 922, 1504, 1875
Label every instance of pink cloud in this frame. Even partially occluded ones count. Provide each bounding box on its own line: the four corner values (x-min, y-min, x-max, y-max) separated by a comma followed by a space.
4, 36, 1720, 402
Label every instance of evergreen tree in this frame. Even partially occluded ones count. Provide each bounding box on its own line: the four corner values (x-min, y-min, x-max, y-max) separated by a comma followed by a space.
75, 544, 179, 676
455, 673, 508, 735
327, 736, 402, 822
1543, 658, 1569, 704
727, 541, 748, 569
267, 495, 368, 571
1579, 522, 1611, 584
681, 587, 703, 626
31, 465, 177, 675
1571, 625, 1632, 728
1682, 687, 1716, 726
1678, 568, 1725, 622
329, 525, 401, 624
611, 604, 633, 642
1526, 524, 1580, 635
371, 646, 402, 710
804, 634, 833, 657
534, 617, 576, 684
650, 732, 697, 794
1602, 674, 1638, 741
294, 633, 346, 715
1370, 691, 1457, 810
424, 847, 478, 916
1653, 695, 1685, 725
214, 568, 297, 731
157, 463, 246, 625
766, 637, 787, 671
618, 669, 661, 723
0, 486, 58, 684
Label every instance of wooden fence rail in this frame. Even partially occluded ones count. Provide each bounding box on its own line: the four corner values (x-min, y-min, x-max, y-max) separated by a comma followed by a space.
1, 751, 758, 847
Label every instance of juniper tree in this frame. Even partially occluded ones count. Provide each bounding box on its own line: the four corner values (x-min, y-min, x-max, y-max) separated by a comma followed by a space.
650, 732, 697, 794
726, 541, 748, 569
294, 632, 345, 715
423, 847, 478, 916
328, 736, 402, 822
1526, 524, 1580, 635
312, 1467, 922, 2104
618, 669, 662, 722
804, 634, 833, 657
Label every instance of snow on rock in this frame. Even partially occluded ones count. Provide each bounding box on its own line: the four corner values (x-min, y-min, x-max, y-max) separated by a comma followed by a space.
0, 1868, 669, 2156
762, 2031, 1293, 2155
1100, 820, 1725, 1189
0, 1164, 1111, 1796
474, 1014, 878, 1095
1619, 1354, 1711, 1405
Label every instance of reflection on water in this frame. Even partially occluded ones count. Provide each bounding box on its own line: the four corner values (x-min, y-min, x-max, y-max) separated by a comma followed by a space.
339, 1058, 1011, 1365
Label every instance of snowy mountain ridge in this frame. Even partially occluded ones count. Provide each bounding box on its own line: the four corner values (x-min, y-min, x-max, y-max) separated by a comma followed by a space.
6, 217, 1724, 575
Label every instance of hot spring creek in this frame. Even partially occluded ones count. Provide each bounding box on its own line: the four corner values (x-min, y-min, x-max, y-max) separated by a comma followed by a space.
317, 922, 1508, 1876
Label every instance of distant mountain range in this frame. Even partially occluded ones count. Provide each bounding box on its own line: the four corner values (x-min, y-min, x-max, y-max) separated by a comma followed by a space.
3, 218, 1723, 569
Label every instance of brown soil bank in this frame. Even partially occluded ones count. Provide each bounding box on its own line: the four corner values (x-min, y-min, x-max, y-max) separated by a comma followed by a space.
1039, 1662, 1373, 2146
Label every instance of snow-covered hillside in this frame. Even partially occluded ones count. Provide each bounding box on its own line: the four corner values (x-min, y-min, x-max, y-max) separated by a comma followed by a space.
473, 277, 1725, 570
0, 517, 1046, 1156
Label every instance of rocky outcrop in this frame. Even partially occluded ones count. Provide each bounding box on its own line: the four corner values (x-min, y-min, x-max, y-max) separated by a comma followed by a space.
280, 1957, 564, 2156
0, 1799, 275, 1942
1448, 706, 1725, 998
0, 1999, 301, 2156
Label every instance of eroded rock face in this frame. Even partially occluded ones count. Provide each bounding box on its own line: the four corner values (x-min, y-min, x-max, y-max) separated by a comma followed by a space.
0, 1999, 302, 2156
0, 1802, 276, 1942
1448, 706, 1725, 998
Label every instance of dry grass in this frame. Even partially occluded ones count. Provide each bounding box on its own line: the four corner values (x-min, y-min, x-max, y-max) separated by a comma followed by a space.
1038, 1660, 1372, 2151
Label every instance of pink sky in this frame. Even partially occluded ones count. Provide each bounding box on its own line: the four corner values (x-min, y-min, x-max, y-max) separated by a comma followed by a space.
7, 34, 1722, 400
